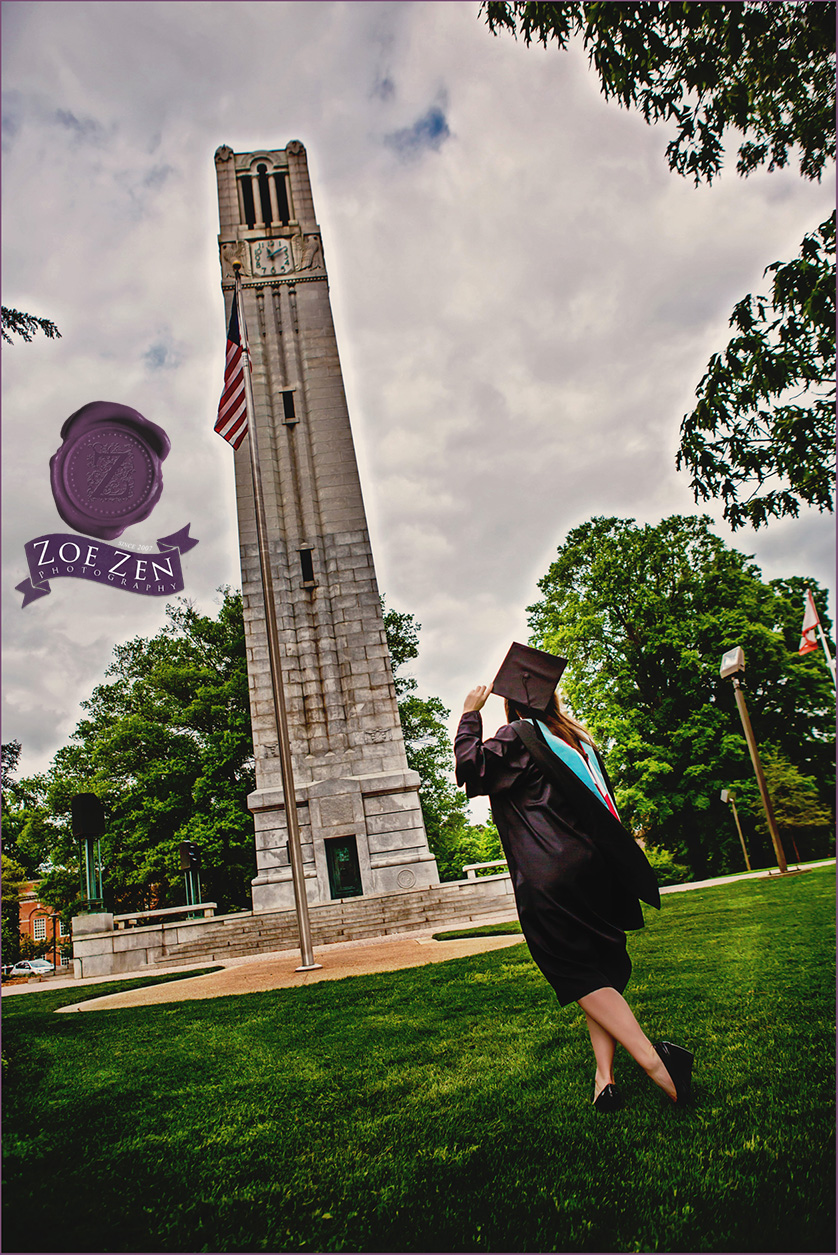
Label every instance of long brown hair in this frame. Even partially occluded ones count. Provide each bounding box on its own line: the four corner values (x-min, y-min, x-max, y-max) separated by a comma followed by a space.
504, 691, 592, 754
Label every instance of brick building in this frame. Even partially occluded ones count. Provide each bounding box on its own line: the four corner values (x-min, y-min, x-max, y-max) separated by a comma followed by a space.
18, 882, 72, 968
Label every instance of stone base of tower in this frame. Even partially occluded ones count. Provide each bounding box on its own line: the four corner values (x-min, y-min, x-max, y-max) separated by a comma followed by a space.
248, 768, 440, 914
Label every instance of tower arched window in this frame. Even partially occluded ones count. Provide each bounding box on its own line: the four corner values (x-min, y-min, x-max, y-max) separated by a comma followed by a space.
237, 164, 292, 228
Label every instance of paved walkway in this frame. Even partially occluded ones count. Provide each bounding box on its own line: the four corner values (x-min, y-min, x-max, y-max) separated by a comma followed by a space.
6, 860, 832, 1015
54, 922, 526, 1013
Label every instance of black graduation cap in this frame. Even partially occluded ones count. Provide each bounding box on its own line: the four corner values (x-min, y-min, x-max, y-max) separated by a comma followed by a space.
492, 642, 568, 713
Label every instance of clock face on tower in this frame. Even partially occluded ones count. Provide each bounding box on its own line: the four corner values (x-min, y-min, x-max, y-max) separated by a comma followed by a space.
251, 238, 293, 276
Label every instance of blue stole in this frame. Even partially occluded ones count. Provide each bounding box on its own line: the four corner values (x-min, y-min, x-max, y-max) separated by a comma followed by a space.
525, 719, 617, 815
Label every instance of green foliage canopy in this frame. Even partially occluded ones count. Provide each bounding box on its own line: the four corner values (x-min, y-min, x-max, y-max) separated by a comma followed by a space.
482, 2, 836, 529
736, 747, 833, 859
678, 213, 836, 529
1, 854, 28, 965
6, 590, 257, 916
482, 2, 835, 184
527, 515, 835, 877
2, 740, 61, 879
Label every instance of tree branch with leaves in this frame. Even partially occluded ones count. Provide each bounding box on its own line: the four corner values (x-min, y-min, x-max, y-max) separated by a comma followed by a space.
482, 2, 835, 183
1, 307, 61, 345
678, 213, 835, 528
482, 2, 836, 528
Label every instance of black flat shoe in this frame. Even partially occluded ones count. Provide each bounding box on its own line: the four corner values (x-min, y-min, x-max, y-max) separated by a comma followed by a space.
654, 1040, 694, 1105
593, 1083, 622, 1112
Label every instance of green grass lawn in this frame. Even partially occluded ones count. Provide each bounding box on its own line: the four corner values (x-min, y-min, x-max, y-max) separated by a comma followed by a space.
434, 920, 523, 940
3, 868, 834, 1253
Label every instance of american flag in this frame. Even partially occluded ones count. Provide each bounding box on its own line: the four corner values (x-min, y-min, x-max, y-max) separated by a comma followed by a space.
214, 296, 249, 450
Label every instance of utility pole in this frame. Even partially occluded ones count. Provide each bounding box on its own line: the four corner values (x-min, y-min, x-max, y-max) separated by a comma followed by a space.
720, 789, 751, 871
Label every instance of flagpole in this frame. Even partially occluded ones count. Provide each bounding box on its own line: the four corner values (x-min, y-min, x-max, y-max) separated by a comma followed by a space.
810, 591, 837, 687
815, 621, 836, 686
232, 263, 321, 972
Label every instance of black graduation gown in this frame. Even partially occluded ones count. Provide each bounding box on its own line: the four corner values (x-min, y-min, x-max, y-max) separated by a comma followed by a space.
454, 710, 660, 1006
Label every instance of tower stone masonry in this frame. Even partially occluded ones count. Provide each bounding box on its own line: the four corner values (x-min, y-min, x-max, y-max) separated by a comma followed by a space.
214, 142, 439, 911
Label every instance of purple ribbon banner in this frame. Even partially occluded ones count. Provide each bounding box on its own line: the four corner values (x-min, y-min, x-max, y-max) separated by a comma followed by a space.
17, 524, 199, 608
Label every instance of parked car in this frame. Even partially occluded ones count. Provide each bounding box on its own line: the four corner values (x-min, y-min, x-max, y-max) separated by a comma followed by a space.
8, 959, 55, 977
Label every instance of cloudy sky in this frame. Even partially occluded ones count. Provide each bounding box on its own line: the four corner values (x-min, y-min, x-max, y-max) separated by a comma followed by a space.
3, 1, 834, 805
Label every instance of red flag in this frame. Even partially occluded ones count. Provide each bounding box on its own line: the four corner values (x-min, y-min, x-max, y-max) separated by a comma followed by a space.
214, 297, 248, 450
798, 589, 820, 655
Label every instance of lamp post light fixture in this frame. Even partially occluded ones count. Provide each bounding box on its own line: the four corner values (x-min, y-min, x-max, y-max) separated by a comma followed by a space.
719, 647, 788, 875
719, 646, 746, 680
720, 789, 752, 871
71, 793, 106, 914
179, 841, 203, 919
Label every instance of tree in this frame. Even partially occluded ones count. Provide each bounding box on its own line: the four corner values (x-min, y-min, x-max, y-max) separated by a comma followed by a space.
1, 741, 26, 867
1, 307, 61, 345
1, 855, 28, 966
737, 747, 833, 863
2, 741, 60, 878
2, 739, 21, 788
678, 213, 835, 529
481, 3, 836, 527
0, 834, 55, 965
527, 515, 835, 878
382, 600, 503, 880
15, 589, 257, 917
1, 740, 60, 959
483, 3, 834, 184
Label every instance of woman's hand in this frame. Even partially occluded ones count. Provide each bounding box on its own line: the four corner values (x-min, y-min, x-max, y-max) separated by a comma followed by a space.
463, 684, 492, 713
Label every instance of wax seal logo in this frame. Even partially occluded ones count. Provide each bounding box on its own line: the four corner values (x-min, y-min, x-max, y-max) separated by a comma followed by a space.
49, 401, 170, 541
18, 400, 197, 608
17, 525, 199, 608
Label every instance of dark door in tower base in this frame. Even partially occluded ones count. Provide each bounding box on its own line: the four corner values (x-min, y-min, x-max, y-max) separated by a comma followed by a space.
325, 835, 363, 899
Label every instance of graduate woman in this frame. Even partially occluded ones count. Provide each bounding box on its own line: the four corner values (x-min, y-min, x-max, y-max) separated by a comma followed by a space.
454, 643, 693, 1111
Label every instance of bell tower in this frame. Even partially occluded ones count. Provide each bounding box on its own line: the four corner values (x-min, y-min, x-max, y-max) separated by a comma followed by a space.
214, 142, 439, 912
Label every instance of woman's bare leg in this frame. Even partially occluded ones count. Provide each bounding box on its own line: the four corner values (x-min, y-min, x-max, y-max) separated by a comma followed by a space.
584, 1012, 617, 1101
578, 986, 677, 1101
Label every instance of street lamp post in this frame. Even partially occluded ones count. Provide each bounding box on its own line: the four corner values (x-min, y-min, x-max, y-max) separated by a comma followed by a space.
719, 647, 788, 875
179, 841, 202, 918
720, 788, 751, 871
32, 910, 60, 971
71, 793, 106, 913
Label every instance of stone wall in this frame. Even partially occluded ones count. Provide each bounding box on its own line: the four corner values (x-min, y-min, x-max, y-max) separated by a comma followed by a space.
72, 876, 514, 978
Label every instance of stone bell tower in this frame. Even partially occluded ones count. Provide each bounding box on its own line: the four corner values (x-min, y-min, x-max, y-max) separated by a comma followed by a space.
214, 142, 439, 912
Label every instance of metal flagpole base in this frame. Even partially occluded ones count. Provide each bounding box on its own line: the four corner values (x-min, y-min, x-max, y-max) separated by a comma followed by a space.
295, 962, 323, 972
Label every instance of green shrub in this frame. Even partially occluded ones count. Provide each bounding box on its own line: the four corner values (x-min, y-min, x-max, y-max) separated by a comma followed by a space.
642, 844, 692, 885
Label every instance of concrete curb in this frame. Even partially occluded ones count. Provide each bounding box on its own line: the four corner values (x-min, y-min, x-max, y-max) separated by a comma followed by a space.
658, 857, 835, 894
